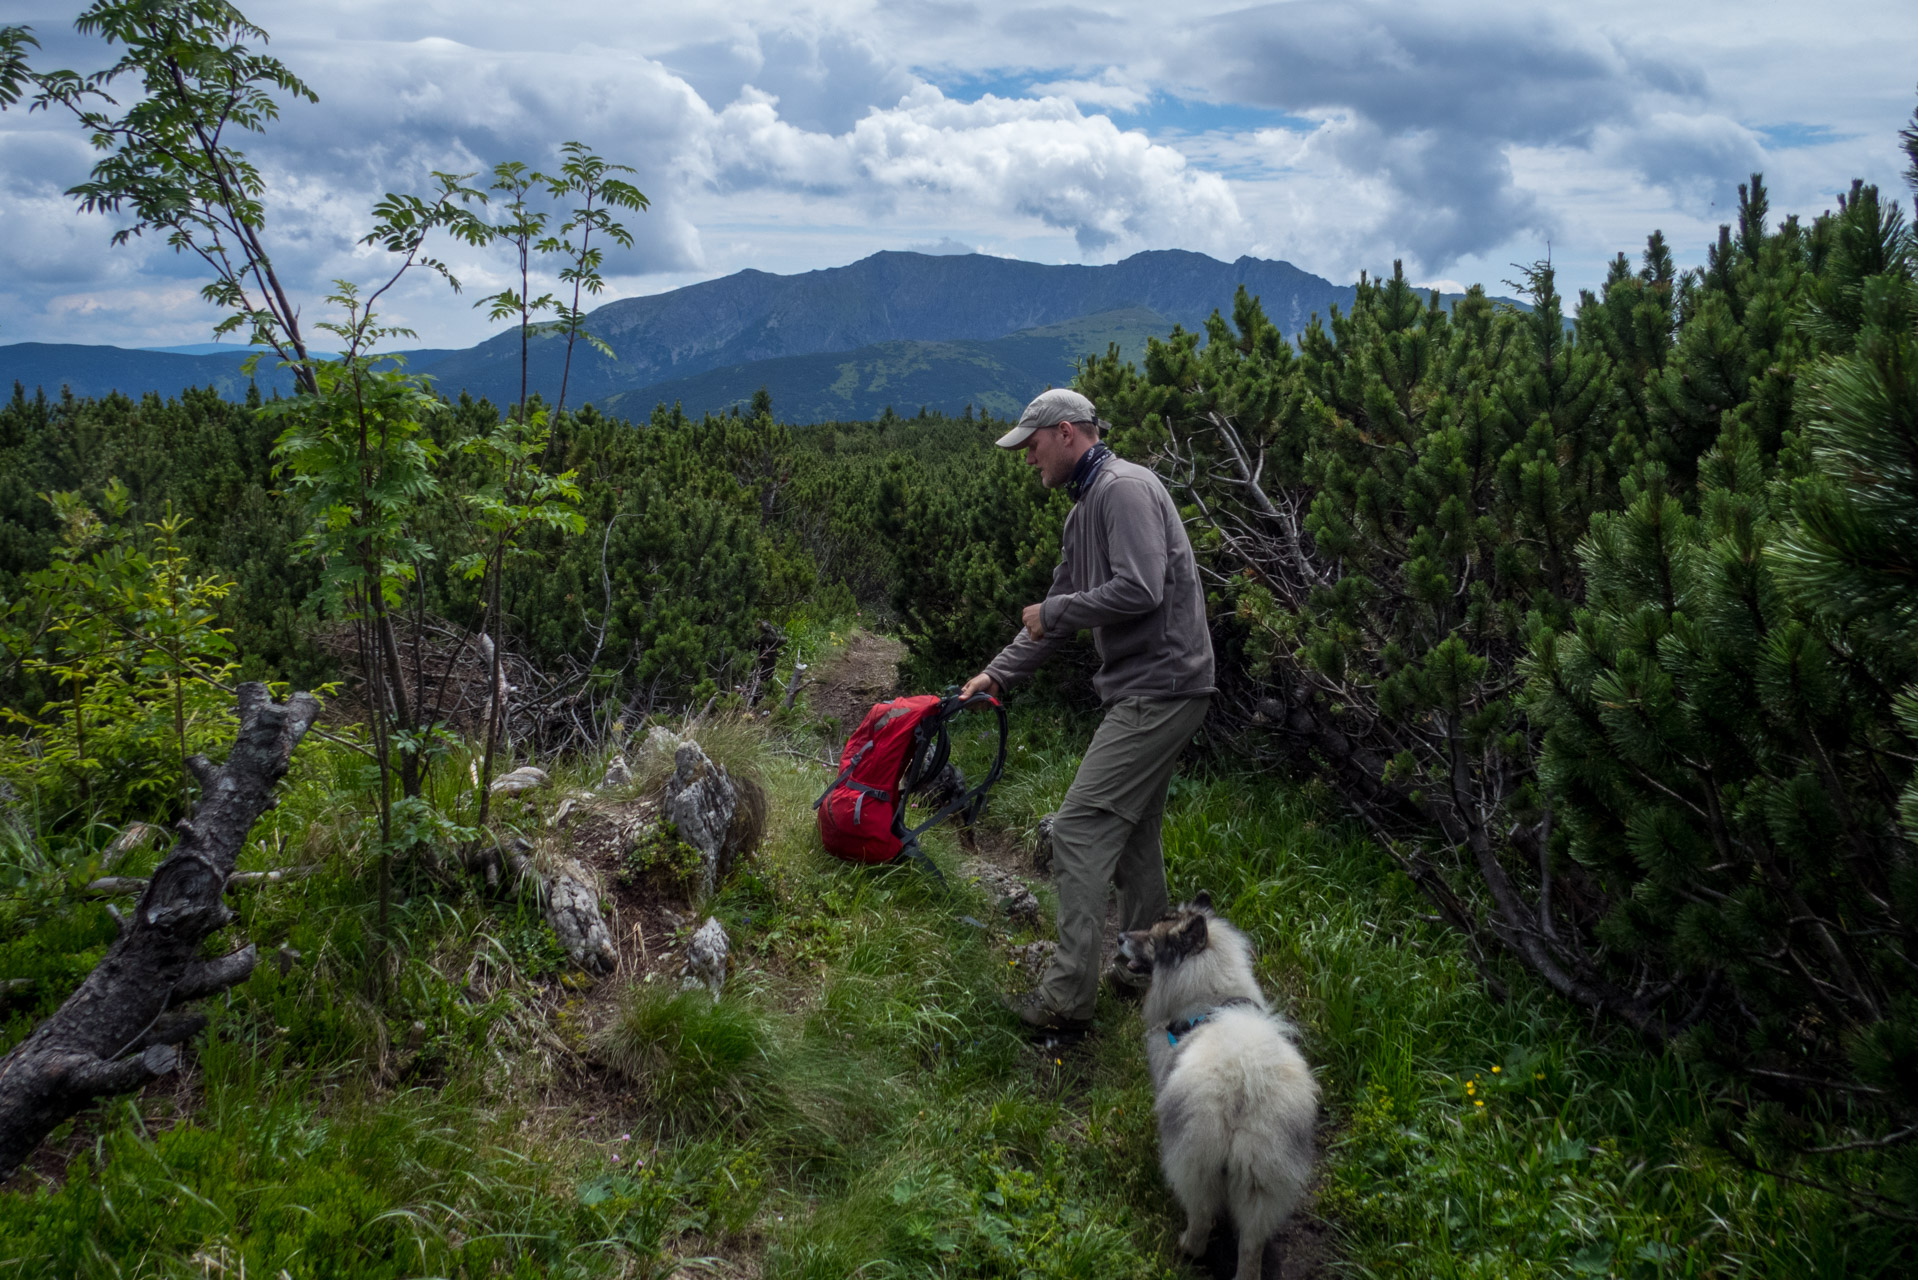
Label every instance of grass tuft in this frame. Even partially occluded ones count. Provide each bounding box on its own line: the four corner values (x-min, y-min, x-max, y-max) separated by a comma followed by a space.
595, 985, 775, 1122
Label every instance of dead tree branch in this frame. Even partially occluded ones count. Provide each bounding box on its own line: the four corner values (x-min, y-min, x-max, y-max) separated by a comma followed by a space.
0, 684, 320, 1179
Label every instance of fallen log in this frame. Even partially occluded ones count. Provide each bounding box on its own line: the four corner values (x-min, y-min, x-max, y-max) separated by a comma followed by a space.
225, 866, 320, 888
0, 683, 319, 1179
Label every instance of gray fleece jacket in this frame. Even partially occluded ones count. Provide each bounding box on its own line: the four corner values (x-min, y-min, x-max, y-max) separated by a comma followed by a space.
984, 456, 1215, 704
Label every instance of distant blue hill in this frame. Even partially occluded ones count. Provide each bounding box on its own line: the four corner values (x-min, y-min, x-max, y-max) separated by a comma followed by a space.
142, 343, 273, 357
0, 344, 459, 403
1, 343, 298, 401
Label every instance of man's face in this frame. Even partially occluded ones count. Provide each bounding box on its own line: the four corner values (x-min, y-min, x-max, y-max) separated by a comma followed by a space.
1023, 421, 1083, 488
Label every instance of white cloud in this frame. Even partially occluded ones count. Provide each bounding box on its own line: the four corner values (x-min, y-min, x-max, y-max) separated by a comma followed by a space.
664, 25, 916, 134
834, 87, 1245, 254
0, 0, 1913, 347
1026, 68, 1151, 113
907, 237, 980, 254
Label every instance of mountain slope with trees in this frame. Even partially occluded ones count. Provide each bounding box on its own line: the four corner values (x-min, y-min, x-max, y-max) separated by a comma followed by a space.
424, 248, 1355, 408
604, 307, 1172, 421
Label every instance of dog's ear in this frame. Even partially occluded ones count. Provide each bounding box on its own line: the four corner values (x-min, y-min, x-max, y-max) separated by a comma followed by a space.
1173, 912, 1208, 956
1192, 890, 1213, 912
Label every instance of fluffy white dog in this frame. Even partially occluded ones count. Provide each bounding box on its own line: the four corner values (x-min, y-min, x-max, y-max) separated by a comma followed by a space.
1118, 893, 1317, 1280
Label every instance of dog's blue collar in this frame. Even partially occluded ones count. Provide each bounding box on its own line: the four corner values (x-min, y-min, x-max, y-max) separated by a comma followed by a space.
1164, 997, 1257, 1046
1165, 1013, 1209, 1046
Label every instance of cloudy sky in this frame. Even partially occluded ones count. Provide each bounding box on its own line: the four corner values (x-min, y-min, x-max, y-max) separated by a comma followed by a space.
3, 0, 1914, 349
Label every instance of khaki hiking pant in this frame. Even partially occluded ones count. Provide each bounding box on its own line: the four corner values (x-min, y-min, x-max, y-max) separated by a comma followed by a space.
1038, 694, 1211, 1020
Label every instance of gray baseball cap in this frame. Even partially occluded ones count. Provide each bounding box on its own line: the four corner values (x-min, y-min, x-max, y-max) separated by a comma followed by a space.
996, 388, 1096, 448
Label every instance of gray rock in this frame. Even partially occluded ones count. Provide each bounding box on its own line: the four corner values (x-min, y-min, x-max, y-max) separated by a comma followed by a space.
1010, 939, 1057, 978
680, 916, 729, 998
663, 741, 737, 900
541, 856, 618, 975
490, 765, 550, 797
963, 859, 1041, 924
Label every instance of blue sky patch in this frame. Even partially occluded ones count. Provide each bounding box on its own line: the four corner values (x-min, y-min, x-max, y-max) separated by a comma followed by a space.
1755, 122, 1854, 149
1132, 97, 1318, 137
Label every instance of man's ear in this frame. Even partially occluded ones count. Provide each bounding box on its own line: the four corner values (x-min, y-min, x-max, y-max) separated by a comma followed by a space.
1174, 912, 1209, 956
1192, 890, 1213, 912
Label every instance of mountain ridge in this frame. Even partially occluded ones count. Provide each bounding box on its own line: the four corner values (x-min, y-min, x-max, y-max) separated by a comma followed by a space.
424, 248, 1355, 408
3, 249, 1510, 420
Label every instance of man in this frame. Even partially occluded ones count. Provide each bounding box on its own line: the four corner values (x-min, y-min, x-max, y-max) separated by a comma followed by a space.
960, 388, 1215, 1033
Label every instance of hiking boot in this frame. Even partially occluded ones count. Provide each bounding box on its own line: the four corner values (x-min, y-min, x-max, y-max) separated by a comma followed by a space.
1001, 990, 1092, 1035
1103, 958, 1149, 1001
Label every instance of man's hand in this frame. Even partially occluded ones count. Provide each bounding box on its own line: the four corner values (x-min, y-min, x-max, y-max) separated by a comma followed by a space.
1021, 603, 1045, 640
961, 672, 999, 700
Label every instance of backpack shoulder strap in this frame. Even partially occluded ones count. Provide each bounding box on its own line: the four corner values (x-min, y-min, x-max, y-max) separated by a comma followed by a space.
900, 692, 1008, 842
814, 738, 873, 809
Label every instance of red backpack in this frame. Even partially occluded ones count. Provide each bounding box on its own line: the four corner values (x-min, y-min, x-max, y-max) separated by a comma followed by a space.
815, 692, 1007, 867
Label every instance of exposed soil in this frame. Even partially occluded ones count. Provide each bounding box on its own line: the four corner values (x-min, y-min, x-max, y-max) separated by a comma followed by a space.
807, 628, 905, 738
954, 823, 1044, 929
957, 819, 1133, 992
1198, 1167, 1336, 1280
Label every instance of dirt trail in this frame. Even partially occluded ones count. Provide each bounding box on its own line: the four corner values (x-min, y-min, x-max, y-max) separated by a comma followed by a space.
808, 629, 906, 735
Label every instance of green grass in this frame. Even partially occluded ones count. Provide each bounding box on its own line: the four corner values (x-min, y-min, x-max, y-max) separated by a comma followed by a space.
2, 692, 1913, 1277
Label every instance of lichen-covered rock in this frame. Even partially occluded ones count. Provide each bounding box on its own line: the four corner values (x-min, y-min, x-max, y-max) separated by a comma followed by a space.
490, 765, 550, 797
663, 742, 737, 900
680, 916, 729, 998
540, 856, 617, 975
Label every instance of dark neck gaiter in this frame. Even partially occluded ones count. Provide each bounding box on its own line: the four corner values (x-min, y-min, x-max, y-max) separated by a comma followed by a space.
1065, 441, 1112, 502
